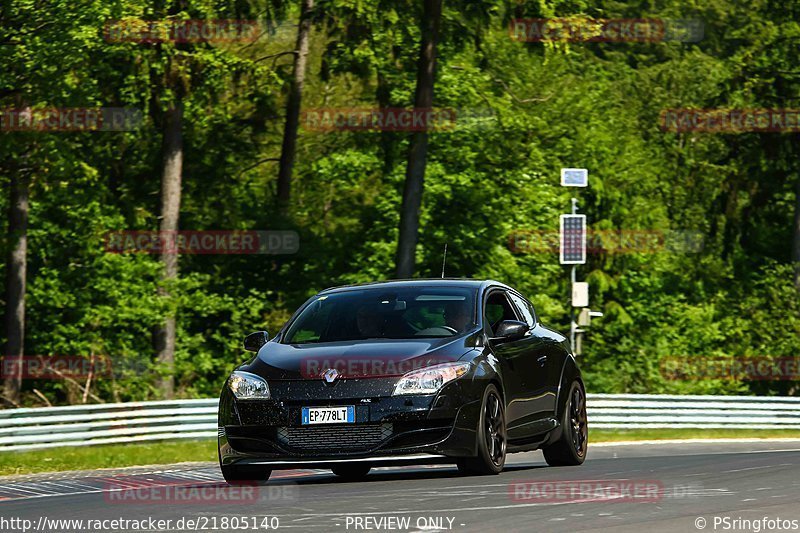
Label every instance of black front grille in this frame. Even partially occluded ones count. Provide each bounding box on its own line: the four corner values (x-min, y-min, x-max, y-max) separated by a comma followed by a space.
276, 424, 393, 451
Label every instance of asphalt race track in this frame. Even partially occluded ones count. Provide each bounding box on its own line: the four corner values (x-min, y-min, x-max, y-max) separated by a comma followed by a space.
1, 440, 800, 533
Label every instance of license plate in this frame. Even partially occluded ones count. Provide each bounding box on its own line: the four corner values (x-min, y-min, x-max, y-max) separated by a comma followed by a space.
302, 406, 355, 425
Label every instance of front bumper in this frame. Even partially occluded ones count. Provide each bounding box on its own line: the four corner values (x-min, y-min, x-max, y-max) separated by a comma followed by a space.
218, 378, 481, 468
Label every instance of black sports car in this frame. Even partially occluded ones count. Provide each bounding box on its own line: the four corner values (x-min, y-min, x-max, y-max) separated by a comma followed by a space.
218, 279, 587, 483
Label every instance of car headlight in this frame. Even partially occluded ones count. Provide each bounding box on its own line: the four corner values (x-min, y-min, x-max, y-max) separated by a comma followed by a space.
227, 371, 270, 400
393, 362, 470, 396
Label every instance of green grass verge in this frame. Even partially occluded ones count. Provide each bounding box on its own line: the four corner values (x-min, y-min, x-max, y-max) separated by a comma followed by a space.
0, 440, 217, 476
3, 429, 800, 476
590, 428, 800, 442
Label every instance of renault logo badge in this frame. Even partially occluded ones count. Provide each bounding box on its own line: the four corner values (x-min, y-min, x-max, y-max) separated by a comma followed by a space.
322, 368, 339, 383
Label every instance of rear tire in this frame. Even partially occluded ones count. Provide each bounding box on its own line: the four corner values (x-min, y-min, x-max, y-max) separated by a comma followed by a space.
457, 384, 506, 475
543, 380, 588, 466
221, 464, 272, 485
331, 464, 371, 480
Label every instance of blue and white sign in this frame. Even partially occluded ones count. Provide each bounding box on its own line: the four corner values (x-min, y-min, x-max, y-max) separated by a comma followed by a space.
561, 168, 588, 187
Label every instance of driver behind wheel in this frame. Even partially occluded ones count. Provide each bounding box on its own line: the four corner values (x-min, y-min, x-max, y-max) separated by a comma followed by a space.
444, 301, 471, 332
356, 305, 384, 338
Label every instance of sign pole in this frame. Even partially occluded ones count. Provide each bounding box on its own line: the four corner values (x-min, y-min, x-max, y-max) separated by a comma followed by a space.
559, 168, 602, 355
570, 197, 578, 351
559, 169, 587, 354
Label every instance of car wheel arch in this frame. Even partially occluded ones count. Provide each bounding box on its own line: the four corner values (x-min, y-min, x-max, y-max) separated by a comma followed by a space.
489, 378, 505, 407
548, 355, 583, 445
470, 354, 504, 390
468, 359, 506, 423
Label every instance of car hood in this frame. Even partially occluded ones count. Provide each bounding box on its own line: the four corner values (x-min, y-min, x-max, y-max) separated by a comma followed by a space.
241, 334, 478, 381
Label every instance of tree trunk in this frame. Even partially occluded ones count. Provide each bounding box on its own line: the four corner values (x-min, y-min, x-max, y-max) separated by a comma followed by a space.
153, 101, 183, 399
277, 0, 314, 208
2, 171, 30, 407
794, 174, 800, 290
377, 72, 397, 175
395, 0, 443, 278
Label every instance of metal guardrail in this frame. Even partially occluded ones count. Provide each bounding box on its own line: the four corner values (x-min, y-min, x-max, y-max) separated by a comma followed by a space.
588, 394, 800, 429
0, 399, 218, 451
0, 394, 798, 451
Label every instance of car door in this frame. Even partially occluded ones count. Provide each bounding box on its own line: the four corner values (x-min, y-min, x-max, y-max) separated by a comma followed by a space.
485, 289, 551, 441
507, 292, 557, 425
483, 289, 524, 431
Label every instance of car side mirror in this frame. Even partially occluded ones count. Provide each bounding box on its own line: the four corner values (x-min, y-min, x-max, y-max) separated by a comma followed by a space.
490, 320, 528, 344
243, 331, 269, 352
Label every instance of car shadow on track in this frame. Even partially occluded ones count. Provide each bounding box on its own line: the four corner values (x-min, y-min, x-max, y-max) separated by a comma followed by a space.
272, 462, 548, 486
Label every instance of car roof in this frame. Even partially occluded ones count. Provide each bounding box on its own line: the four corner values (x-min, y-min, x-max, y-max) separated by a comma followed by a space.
318, 279, 512, 295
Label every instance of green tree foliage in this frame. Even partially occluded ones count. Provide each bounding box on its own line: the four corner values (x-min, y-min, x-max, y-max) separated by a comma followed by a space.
1, 0, 799, 405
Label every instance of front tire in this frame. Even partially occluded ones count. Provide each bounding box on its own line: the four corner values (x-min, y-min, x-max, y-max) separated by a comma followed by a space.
221, 464, 272, 484
543, 380, 588, 466
457, 384, 506, 475
331, 464, 371, 480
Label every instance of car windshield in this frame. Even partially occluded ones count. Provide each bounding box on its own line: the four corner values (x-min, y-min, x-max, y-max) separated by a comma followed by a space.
283, 286, 477, 344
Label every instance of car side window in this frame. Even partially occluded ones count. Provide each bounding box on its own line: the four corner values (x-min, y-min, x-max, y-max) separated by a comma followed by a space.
484, 291, 518, 335
508, 293, 536, 329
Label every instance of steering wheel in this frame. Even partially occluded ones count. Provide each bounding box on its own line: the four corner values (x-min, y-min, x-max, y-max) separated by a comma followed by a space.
414, 326, 458, 336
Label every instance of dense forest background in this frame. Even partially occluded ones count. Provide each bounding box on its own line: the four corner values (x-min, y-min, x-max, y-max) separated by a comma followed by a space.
1, 0, 799, 407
